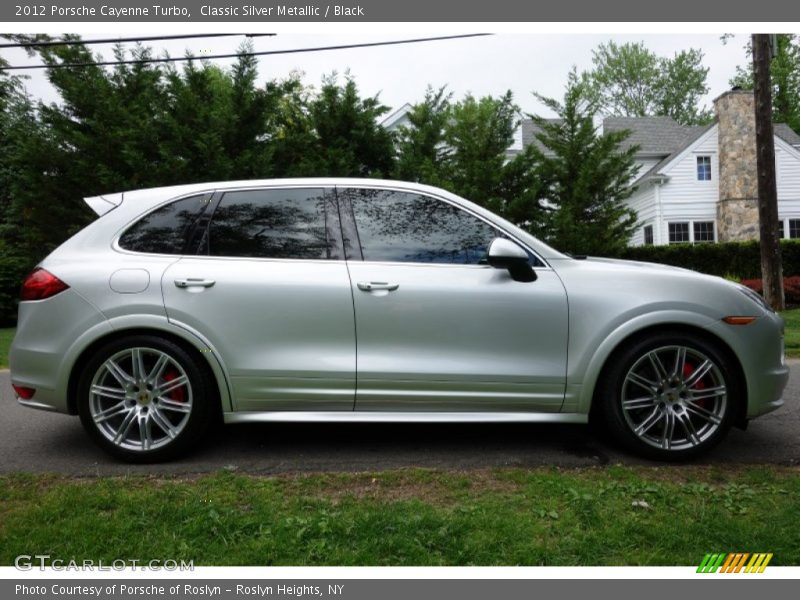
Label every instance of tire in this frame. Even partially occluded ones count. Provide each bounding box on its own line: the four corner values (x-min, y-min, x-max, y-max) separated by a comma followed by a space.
597, 332, 739, 461
77, 335, 215, 462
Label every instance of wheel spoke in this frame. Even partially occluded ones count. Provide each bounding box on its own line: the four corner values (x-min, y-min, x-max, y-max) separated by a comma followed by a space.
672, 347, 687, 379
131, 348, 146, 381
113, 409, 138, 444
648, 350, 669, 380
150, 407, 178, 439
622, 396, 658, 411
147, 354, 170, 385
139, 413, 153, 451
158, 397, 191, 414
660, 411, 675, 449
675, 410, 700, 446
93, 402, 128, 423
156, 374, 189, 396
684, 359, 713, 388
634, 407, 665, 436
90, 384, 127, 401
626, 371, 659, 393
105, 359, 134, 386
688, 386, 726, 402
685, 401, 722, 425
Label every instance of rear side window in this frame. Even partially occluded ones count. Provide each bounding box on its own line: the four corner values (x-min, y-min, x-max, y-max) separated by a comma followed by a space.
348, 189, 500, 264
208, 188, 330, 259
119, 194, 210, 254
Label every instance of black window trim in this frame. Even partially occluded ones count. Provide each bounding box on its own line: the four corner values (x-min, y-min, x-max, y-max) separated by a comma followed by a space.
336, 184, 549, 269
114, 186, 345, 261
113, 190, 215, 257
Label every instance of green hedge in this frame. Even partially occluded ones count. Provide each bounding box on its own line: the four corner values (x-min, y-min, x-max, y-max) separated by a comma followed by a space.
617, 240, 800, 279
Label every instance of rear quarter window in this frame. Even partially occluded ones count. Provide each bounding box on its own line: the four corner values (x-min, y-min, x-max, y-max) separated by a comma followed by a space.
118, 194, 210, 254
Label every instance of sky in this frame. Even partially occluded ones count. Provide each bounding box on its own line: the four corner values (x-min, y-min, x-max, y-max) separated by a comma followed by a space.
1, 33, 753, 117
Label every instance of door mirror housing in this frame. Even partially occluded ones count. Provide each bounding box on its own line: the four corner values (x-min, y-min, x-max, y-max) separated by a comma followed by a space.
487, 238, 537, 282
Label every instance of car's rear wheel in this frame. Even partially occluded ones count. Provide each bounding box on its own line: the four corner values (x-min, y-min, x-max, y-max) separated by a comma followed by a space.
599, 332, 738, 460
77, 335, 214, 462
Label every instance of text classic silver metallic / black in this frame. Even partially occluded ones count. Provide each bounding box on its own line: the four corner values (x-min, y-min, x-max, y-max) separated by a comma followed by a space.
9, 179, 789, 461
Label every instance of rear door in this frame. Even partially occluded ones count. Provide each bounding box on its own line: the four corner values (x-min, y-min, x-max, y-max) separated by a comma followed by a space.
162, 186, 356, 412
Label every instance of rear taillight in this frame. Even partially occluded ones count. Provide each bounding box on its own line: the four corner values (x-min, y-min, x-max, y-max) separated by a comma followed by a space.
20, 268, 69, 301
12, 385, 36, 400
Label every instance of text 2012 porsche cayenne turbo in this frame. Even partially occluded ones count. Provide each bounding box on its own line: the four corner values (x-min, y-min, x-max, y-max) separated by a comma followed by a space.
9, 179, 788, 462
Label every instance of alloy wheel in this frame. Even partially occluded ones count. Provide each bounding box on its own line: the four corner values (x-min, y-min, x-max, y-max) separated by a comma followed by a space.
620, 345, 727, 452
88, 347, 193, 452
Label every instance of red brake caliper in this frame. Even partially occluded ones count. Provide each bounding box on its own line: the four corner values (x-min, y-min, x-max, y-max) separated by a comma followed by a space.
683, 362, 707, 408
162, 369, 186, 402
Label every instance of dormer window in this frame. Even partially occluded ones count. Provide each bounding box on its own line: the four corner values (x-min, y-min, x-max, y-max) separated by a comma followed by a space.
697, 156, 712, 181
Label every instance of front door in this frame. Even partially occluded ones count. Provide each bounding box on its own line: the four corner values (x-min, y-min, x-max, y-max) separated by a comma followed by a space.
339, 186, 569, 412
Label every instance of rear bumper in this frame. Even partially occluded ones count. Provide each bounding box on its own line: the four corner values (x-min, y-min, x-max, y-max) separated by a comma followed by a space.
10, 289, 111, 414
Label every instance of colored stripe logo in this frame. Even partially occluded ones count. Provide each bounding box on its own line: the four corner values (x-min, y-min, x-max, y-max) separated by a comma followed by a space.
697, 553, 773, 573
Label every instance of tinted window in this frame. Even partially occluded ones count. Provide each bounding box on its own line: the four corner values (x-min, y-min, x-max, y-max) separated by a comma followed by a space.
208, 188, 329, 259
349, 189, 500, 264
119, 194, 209, 254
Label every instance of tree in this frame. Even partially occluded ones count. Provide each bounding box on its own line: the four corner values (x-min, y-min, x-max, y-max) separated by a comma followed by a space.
304, 73, 395, 177
587, 41, 712, 126
394, 85, 452, 184
730, 34, 800, 133
531, 72, 639, 256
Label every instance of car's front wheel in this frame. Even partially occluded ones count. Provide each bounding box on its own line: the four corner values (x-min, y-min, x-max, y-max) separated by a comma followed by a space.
77, 335, 214, 462
599, 332, 739, 460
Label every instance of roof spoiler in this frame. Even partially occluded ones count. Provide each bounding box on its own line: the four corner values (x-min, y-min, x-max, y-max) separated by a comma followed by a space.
84, 192, 123, 216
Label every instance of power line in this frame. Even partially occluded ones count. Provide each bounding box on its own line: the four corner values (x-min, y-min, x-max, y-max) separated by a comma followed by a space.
0, 33, 491, 72
0, 33, 275, 49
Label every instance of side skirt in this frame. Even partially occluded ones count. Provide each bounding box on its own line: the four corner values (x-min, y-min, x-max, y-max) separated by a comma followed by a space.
224, 411, 588, 424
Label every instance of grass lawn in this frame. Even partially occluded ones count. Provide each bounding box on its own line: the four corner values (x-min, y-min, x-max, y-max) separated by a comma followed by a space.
781, 308, 800, 359
0, 328, 13, 369
1, 466, 799, 566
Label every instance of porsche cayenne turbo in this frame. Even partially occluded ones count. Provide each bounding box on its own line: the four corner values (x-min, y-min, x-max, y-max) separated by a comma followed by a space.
9, 179, 789, 461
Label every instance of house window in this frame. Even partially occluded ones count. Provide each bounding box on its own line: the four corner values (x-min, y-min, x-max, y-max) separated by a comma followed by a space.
696, 156, 712, 181
693, 221, 715, 243
668, 222, 690, 244
789, 219, 800, 239
643, 225, 654, 246
778, 220, 785, 239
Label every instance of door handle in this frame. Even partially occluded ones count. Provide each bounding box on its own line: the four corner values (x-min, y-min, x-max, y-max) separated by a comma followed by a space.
357, 281, 399, 292
174, 278, 216, 289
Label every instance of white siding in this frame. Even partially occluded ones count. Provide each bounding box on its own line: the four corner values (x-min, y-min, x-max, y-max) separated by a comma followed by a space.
651, 127, 720, 244
633, 157, 662, 179
625, 183, 657, 246
777, 139, 800, 233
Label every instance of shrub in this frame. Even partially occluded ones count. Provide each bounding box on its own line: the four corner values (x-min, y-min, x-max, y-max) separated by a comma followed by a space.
741, 275, 800, 305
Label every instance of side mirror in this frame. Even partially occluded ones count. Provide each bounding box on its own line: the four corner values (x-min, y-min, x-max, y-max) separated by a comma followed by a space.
487, 238, 537, 282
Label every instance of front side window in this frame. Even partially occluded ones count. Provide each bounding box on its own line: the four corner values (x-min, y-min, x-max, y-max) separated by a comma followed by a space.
693, 221, 715, 243
208, 188, 330, 259
668, 222, 690, 244
348, 189, 501, 265
697, 156, 712, 181
119, 194, 210, 254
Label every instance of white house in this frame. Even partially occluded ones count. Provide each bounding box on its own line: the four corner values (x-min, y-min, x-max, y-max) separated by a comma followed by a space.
383, 89, 800, 247
610, 90, 800, 246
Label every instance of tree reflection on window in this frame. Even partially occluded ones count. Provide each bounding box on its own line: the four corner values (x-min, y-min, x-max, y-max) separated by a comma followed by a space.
209, 189, 329, 259
119, 195, 208, 254
348, 189, 499, 264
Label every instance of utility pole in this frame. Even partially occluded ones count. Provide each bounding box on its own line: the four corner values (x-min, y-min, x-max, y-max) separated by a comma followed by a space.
752, 33, 785, 311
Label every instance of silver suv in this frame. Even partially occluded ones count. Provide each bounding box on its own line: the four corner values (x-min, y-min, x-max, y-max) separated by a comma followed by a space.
9, 179, 789, 462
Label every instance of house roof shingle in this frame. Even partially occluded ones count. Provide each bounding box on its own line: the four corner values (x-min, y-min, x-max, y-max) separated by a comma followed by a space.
775, 123, 800, 146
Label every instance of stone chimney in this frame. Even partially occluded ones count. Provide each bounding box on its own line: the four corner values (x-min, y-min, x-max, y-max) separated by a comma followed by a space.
714, 89, 760, 242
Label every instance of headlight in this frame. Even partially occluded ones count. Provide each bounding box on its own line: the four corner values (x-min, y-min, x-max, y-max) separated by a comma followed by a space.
738, 284, 773, 312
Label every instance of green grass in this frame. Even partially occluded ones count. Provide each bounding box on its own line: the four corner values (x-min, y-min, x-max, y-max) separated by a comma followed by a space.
0, 328, 13, 369
781, 308, 800, 358
1, 466, 799, 566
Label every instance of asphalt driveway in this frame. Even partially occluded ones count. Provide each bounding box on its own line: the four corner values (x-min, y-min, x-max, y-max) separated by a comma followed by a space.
1, 365, 798, 475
